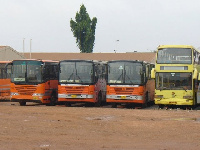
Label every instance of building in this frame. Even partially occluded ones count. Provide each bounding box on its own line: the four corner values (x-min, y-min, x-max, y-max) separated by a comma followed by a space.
0, 46, 25, 61
23, 52, 156, 63
0, 46, 156, 63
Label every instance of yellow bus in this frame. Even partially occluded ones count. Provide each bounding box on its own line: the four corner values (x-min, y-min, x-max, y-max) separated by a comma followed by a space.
151, 45, 200, 108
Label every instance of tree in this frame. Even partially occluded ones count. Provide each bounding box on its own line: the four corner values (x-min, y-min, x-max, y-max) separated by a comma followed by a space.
70, 4, 97, 53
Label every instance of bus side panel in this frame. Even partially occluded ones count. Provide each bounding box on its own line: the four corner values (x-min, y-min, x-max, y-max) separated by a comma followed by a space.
42, 80, 58, 103
145, 79, 155, 102
0, 79, 11, 101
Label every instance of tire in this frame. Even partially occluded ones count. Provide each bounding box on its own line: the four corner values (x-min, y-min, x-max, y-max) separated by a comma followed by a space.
111, 103, 117, 108
158, 105, 164, 109
65, 102, 71, 107
95, 93, 102, 107
19, 101, 26, 106
142, 93, 148, 108
48, 94, 57, 106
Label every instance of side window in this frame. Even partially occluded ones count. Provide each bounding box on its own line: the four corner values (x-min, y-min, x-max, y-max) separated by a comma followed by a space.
0, 64, 4, 79
52, 64, 59, 79
6, 64, 12, 79
0, 68, 3, 79
44, 65, 50, 80
45, 63, 59, 80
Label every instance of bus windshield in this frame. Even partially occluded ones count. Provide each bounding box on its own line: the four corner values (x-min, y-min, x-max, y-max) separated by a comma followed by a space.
108, 62, 143, 84
59, 61, 93, 84
157, 48, 192, 64
11, 61, 42, 83
156, 72, 192, 90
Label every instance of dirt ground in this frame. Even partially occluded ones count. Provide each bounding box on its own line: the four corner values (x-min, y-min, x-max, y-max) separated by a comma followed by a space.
0, 102, 200, 150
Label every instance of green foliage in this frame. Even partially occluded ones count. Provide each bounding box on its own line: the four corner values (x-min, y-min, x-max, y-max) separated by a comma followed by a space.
70, 4, 97, 53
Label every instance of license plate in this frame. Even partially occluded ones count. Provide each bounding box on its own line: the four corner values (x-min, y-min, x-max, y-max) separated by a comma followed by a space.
169, 101, 177, 104
33, 96, 38, 100
121, 96, 126, 99
71, 95, 77, 98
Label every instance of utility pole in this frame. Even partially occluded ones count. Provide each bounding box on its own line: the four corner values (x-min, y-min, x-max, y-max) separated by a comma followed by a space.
30, 39, 32, 59
23, 38, 25, 55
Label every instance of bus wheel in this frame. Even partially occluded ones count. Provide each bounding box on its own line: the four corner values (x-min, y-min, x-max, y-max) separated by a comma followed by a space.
142, 93, 148, 108
65, 102, 71, 107
158, 105, 164, 109
19, 101, 26, 106
49, 94, 56, 106
95, 93, 102, 107
111, 103, 117, 108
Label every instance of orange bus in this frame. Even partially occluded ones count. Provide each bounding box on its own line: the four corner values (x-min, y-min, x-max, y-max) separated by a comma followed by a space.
106, 60, 154, 108
58, 60, 107, 106
10, 59, 59, 106
0, 61, 11, 101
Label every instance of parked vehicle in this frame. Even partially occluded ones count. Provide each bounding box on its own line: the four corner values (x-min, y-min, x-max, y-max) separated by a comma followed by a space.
58, 60, 107, 106
10, 59, 59, 106
106, 60, 155, 108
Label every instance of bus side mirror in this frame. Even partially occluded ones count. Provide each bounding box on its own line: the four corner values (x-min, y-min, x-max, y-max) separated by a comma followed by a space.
198, 73, 200, 81
193, 68, 197, 80
151, 68, 155, 79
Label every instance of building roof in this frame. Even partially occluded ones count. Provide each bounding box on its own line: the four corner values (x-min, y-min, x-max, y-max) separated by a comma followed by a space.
0, 46, 25, 61
23, 52, 156, 63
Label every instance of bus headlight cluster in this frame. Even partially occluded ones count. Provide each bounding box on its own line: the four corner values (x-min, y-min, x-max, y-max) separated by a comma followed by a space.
32, 93, 44, 96
11, 92, 19, 96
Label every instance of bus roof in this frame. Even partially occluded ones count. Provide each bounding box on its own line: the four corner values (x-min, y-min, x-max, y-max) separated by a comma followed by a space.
157, 45, 195, 49
12, 59, 58, 63
107, 60, 144, 63
60, 59, 94, 63
0, 61, 11, 64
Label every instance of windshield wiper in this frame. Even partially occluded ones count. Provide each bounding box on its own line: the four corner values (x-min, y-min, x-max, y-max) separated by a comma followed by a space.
76, 74, 83, 83
67, 72, 74, 80
115, 72, 123, 83
125, 74, 134, 84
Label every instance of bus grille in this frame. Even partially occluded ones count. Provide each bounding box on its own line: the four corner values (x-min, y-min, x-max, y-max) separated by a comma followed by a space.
65, 86, 86, 94
15, 85, 37, 95
114, 87, 134, 95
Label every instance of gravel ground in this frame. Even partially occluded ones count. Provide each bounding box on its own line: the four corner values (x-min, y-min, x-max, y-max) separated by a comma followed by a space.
0, 102, 200, 150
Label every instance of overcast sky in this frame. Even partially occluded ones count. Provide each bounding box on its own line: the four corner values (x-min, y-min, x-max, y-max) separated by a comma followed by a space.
1, 0, 200, 53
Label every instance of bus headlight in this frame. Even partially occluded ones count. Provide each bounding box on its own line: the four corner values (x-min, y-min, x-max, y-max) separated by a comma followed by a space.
183, 96, 193, 99
11, 92, 19, 96
32, 93, 44, 96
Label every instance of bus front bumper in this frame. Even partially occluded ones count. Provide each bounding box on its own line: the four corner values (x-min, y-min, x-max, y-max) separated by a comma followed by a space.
155, 98, 194, 106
